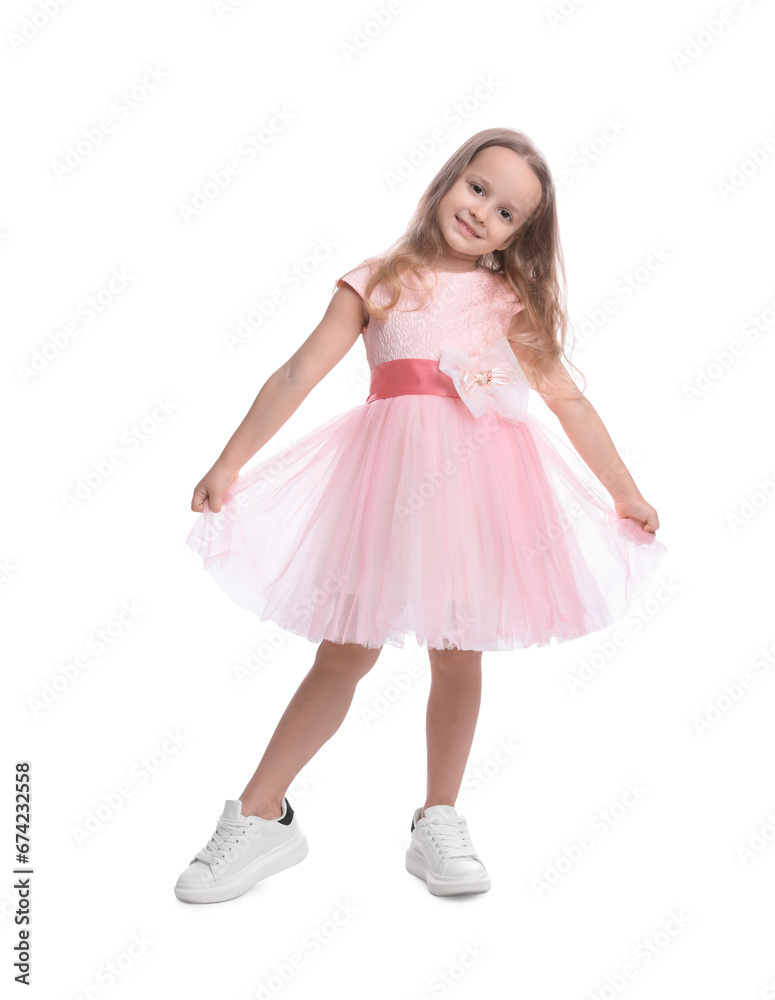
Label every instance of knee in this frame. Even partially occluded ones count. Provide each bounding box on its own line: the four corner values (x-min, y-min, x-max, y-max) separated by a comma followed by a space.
428, 647, 482, 671
313, 639, 383, 679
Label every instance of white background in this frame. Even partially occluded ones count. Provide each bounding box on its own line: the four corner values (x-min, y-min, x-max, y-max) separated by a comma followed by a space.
3, 0, 774, 997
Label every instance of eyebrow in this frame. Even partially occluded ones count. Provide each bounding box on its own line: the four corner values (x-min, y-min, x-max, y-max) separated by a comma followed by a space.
466, 172, 522, 217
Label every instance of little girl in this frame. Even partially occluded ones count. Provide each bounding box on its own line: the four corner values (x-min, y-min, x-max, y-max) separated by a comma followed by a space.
175, 127, 667, 903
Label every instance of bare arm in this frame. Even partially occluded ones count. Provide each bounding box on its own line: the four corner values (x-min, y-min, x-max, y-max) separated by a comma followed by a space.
545, 394, 644, 503
507, 314, 660, 533
191, 282, 368, 512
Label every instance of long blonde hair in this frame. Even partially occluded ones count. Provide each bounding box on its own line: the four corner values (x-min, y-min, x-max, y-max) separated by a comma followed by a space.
341, 127, 585, 401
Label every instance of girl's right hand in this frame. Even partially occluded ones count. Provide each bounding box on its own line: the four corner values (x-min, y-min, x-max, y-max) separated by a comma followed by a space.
191, 461, 240, 513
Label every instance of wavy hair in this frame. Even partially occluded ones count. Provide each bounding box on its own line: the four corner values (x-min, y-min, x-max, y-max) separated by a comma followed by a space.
340, 127, 585, 401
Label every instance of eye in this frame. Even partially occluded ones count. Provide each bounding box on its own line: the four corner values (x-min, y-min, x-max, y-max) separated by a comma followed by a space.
469, 182, 512, 222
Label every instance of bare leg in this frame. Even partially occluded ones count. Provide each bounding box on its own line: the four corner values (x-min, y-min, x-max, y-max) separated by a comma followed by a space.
238, 639, 383, 819
422, 648, 483, 817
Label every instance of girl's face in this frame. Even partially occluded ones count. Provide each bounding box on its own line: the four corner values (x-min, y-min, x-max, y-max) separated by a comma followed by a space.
436, 145, 543, 270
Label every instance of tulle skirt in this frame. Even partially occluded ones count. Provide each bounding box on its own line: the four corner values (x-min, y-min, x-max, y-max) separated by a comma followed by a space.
185, 380, 668, 652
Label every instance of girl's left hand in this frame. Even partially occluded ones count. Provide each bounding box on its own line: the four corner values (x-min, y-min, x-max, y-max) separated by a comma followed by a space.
614, 495, 660, 534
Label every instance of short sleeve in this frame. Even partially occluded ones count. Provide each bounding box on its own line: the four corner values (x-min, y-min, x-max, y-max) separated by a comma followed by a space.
336, 262, 372, 298
494, 276, 525, 315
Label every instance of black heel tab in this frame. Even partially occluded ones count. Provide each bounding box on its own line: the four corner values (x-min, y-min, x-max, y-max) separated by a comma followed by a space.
278, 798, 294, 825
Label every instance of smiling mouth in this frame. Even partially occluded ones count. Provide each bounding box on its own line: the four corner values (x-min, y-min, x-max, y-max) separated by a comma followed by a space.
456, 216, 480, 238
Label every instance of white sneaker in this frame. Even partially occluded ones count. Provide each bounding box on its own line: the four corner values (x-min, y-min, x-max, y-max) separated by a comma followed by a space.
174, 797, 308, 903
405, 804, 491, 896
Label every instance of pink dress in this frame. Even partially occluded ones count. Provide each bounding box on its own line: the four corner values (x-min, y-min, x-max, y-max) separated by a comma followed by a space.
185, 261, 667, 652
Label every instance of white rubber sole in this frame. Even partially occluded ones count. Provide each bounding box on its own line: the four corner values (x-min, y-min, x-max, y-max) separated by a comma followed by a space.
174, 830, 309, 904
405, 847, 491, 896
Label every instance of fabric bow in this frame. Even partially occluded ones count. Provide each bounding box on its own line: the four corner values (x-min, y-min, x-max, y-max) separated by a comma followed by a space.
438, 335, 529, 424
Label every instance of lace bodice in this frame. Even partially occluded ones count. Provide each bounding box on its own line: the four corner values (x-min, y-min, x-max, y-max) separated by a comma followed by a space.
336, 260, 524, 370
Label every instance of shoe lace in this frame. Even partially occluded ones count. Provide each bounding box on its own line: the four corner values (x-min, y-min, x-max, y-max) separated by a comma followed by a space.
423, 816, 477, 860
194, 816, 253, 867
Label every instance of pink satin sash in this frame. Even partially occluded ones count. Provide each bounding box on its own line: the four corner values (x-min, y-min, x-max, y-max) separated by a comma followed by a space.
366, 358, 459, 404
